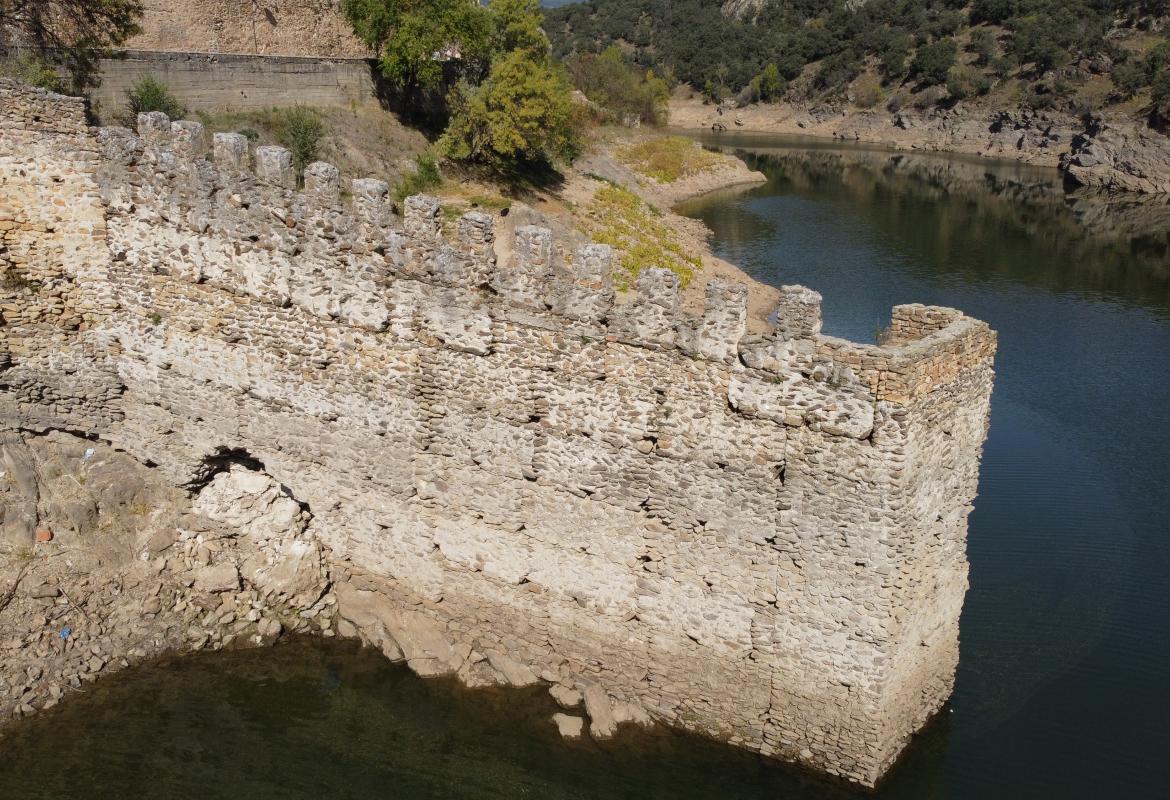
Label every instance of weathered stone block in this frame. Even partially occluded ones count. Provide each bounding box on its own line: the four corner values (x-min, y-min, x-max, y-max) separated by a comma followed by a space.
254, 145, 295, 189
775, 284, 823, 340
136, 111, 171, 145
212, 132, 249, 173
170, 120, 206, 160
304, 161, 341, 202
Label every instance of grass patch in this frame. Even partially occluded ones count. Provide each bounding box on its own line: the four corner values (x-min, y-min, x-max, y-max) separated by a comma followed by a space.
465, 193, 511, 212
581, 183, 699, 290
618, 137, 722, 183
394, 154, 443, 204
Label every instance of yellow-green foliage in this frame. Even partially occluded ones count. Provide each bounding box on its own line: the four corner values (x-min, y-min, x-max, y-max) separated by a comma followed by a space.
618, 137, 721, 183
583, 183, 699, 290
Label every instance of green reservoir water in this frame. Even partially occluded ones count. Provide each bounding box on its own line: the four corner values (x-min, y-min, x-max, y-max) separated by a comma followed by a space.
3, 134, 1169, 798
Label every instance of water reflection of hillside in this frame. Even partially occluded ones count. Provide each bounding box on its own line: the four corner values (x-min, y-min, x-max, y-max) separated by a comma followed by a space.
687, 141, 1170, 311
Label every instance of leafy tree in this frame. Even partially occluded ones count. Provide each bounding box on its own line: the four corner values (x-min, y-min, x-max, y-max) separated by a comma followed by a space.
911, 39, 958, 88
0, 0, 143, 93
346, 0, 578, 173
568, 45, 670, 123
970, 0, 1017, 25
755, 63, 785, 102
879, 32, 913, 80
126, 75, 184, 119
489, 0, 548, 56
946, 66, 992, 100
440, 49, 578, 171
342, 0, 493, 100
968, 28, 997, 67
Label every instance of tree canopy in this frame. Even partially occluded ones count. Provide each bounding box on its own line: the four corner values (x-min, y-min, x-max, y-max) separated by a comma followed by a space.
0, 0, 143, 92
343, 0, 580, 173
544, 1, 1170, 115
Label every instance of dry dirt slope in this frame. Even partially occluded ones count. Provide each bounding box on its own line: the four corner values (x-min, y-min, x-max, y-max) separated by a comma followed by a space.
128, 0, 369, 56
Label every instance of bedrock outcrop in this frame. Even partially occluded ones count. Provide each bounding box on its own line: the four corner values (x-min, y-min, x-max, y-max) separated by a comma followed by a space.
1061, 115, 1170, 194
0, 79, 997, 788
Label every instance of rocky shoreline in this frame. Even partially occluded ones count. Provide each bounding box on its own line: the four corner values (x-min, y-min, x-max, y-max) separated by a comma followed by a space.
670, 95, 1170, 195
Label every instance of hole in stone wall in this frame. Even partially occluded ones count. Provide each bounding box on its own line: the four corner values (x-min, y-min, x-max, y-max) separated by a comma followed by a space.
188, 446, 265, 489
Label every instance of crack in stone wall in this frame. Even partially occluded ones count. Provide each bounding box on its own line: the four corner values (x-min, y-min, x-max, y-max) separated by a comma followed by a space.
0, 79, 997, 788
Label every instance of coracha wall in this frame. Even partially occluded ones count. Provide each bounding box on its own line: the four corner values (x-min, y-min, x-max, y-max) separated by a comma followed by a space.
0, 80, 997, 788
87, 51, 381, 117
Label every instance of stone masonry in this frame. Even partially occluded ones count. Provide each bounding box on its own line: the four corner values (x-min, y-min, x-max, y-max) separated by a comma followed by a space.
0, 80, 997, 788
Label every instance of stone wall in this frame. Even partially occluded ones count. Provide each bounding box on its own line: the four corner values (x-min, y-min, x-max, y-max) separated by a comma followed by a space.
0, 80, 998, 788
88, 51, 380, 118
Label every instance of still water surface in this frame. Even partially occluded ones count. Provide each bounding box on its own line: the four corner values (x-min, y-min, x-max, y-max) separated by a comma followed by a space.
2, 134, 1169, 798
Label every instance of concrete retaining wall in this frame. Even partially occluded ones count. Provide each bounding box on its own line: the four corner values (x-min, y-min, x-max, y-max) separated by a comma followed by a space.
89, 51, 380, 118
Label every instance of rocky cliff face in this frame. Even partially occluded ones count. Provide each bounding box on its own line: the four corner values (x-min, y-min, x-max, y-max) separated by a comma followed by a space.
721, 0, 767, 21
0, 79, 997, 788
1061, 116, 1170, 194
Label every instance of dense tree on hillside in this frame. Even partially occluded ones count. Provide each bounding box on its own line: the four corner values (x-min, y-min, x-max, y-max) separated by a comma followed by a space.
543, 1, 1170, 113
912, 38, 958, 87
566, 44, 671, 124
0, 0, 143, 92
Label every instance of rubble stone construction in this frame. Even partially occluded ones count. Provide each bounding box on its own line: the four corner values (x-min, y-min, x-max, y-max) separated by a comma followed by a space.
0, 80, 997, 787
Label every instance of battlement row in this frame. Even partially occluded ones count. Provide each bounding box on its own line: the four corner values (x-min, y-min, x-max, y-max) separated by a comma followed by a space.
96, 110, 993, 399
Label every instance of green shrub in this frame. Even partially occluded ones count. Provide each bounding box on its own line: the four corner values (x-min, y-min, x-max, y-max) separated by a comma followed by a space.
238, 127, 260, 142
968, 28, 998, 67
911, 39, 958, 88
0, 54, 63, 92
394, 154, 443, 202
853, 78, 885, 109
879, 35, 913, 80
946, 67, 992, 101
1151, 66, 1170, 128
816, 50, 864, 91
567, 45, 671, 124
752, 63, 786, 103
127, 76, 185, 120
274, 107, 326, 175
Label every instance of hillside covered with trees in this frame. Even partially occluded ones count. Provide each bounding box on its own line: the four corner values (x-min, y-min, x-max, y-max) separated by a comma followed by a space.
544, 1, 1170, 128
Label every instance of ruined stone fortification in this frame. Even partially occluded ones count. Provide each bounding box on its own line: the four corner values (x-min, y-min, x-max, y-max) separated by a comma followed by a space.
0, 80, 996, 787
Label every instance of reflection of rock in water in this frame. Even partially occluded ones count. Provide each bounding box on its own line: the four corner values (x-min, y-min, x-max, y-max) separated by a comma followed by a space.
1065, 192, 1170, 261
733, 146, 1170, 306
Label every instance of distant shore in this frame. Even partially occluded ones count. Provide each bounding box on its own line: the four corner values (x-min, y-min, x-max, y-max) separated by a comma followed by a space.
669, 94, 1170, 195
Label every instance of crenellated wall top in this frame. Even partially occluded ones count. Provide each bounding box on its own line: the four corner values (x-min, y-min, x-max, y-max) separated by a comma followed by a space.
1, 79, 995, 410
